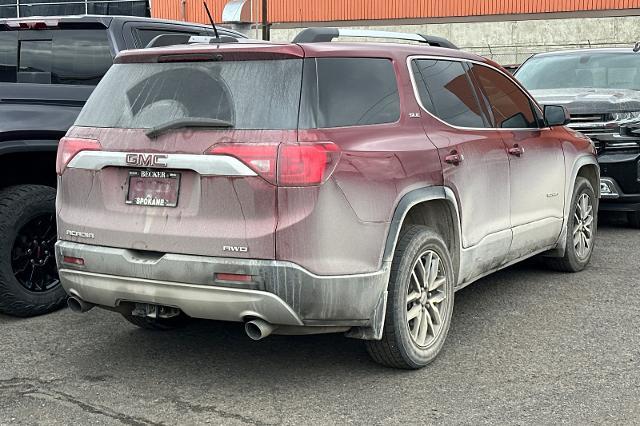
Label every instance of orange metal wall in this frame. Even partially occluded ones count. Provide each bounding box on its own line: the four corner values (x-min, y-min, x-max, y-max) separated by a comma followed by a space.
152, 0, 640, 24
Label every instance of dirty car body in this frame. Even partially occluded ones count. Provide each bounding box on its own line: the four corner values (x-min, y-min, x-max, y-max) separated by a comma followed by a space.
55, 32, 599, 368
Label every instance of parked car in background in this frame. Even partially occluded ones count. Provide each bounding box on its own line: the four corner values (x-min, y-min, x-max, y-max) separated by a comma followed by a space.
516, 48, 640, 227
55, 28, 598, 369
0, 15, 244, 317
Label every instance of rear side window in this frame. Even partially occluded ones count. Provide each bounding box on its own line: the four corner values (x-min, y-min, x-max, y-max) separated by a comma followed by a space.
135, 28, 199, 48
18, 40, 52, 84
411, 59, 487, 128
299, 57, 400, 128
470, 63, 538, 129
0, 32, 16, 81
75, 60, 303, 130
0, 29, 112, 85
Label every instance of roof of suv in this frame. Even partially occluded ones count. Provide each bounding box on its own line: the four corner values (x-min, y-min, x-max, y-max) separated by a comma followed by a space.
0, 14, 246, 38
530, 47, 638, 58
115, 39, 490, 65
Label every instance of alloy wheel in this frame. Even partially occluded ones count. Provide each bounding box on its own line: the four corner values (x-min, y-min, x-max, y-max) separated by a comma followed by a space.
406, 250, 448, 348
11, 213, 60, 293
573, 193, 594, 260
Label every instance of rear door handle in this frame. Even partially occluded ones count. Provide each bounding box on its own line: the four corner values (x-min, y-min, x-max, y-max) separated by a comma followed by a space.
508, 144, 525, 157
444, 150, 464, 165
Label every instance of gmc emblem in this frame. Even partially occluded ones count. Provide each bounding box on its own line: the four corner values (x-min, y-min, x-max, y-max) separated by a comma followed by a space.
125, 153, 168, 168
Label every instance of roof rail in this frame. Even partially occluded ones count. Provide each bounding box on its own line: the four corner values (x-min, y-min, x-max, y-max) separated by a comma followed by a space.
292, 27, 458, 49
145, 34, 238, 48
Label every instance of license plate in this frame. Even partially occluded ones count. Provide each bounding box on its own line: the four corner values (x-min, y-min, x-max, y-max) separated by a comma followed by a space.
126, 170, 181, 208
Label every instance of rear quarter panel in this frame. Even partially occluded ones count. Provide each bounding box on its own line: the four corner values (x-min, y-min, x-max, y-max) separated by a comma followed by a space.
275, 53, 442, 275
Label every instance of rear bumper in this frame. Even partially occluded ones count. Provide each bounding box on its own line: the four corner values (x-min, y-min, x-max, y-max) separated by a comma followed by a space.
55, 241, 389, 326
59, 269, 305, 325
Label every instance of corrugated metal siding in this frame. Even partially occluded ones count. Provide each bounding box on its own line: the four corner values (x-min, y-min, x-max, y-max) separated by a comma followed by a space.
152, 0, 640, 24
153, 0, 233, 24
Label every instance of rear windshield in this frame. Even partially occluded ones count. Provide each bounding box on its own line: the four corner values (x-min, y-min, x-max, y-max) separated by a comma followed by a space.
0, 29, 112, 85
75, 60, 303, 130
516, 52, 640, 91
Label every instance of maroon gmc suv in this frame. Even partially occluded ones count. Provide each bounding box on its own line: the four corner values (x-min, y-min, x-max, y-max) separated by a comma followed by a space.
55, 28, 599, 369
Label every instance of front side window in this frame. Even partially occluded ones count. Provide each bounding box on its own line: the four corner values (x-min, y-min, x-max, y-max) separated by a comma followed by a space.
299, 57, 400, 128
411, 59, 487, 128
470, 64, 538, 129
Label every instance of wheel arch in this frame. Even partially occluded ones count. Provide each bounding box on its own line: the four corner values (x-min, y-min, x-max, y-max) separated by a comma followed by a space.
576, 163, 600, 200
383, 186, 462, 283
548, 155, 600, 258
0, 142, 59, 190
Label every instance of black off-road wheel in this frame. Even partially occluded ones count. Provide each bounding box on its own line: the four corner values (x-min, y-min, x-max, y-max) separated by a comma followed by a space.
628, 212, 640, 229
122, 313, 192, 331
544, 177, 597, 272
366, 225, 455, 369
0, 185, 66, 317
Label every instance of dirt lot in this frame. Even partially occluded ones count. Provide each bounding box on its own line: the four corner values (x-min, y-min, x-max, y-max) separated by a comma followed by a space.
1, 215, 638, 425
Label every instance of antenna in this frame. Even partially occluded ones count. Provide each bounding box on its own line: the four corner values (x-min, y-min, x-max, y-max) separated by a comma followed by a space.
203, 1, 220, 39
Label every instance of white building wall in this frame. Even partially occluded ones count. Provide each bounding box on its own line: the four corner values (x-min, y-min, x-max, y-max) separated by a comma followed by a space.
270, 15, 640, 64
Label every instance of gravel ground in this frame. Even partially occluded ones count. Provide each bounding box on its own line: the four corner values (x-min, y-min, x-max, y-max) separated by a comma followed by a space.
1, 214, 638, 425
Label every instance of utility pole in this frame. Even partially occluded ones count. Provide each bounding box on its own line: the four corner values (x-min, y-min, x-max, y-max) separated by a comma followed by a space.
261, 0, 269, 40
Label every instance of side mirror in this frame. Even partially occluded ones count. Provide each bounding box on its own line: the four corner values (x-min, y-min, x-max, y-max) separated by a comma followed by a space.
544, 105, 571, 127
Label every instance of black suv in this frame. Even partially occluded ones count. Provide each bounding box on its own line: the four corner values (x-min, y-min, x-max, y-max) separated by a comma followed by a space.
516, 48, 640, 227
0, 15, 243, 317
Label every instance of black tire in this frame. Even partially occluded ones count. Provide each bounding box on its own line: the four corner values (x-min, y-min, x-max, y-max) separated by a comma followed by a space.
366, 225, 454, 369
544, 177, 597, 272
0, 185, 65, 317
122, 313, 192, 331
628, 211, 640, 229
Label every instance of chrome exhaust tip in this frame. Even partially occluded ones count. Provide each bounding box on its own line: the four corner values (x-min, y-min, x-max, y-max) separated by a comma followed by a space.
67, 296, 94, 313
245, 319, 275, 340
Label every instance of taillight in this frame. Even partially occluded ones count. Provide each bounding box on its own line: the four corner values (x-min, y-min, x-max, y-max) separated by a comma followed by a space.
206, 142, 340, 186
208, 143, 279, 184
56, 137, 101, 175
278, 143, 340, 186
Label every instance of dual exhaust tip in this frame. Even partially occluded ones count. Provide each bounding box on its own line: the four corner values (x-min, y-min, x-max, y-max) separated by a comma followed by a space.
68, 296, 275, 341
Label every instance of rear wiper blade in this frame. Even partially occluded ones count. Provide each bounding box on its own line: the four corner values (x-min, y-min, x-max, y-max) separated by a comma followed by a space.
145, 117, 234, 138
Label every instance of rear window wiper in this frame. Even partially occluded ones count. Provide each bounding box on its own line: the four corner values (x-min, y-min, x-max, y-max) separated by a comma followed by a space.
145, 117, 234, 138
